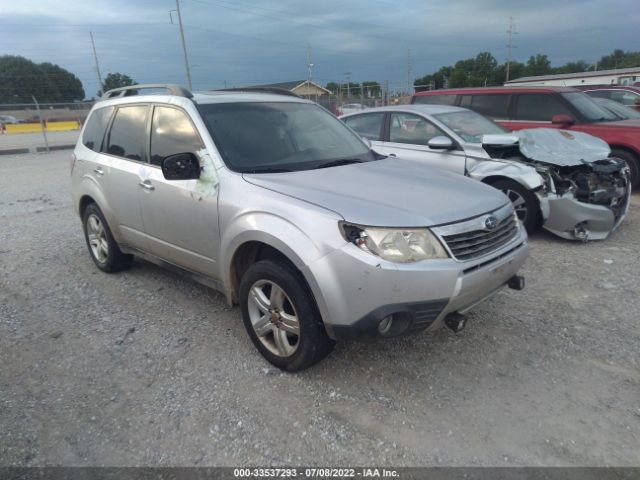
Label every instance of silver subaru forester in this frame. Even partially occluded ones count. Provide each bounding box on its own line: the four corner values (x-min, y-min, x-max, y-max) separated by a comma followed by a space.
71, 84, 528, 371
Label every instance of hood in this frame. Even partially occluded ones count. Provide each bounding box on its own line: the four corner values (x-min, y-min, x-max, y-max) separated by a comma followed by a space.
243, 158, 508, 227
483, 128, 611, 167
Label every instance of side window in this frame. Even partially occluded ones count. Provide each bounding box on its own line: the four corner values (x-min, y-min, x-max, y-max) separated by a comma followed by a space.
389, 113, 447, 146
514, 94, 573, 121
586, 90, 611, 100
82, 106, 114, 152
343, 113, 385, 140
468, 94, 510, 119
610, 91, 639, 106
105, 105, 148, 161
413, 94, 457, 105
150, 106, 204, 166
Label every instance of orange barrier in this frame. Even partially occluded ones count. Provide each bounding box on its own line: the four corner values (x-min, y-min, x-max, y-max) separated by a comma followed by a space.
4, 121, 80, 134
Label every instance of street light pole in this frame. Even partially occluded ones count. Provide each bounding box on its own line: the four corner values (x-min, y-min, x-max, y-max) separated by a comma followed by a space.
32, 96, 50, 153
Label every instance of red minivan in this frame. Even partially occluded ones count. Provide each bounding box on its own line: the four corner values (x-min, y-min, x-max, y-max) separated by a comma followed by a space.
412, 86, 640, 187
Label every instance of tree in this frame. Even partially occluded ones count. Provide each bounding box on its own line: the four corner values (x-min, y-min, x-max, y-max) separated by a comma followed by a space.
100, 72, 136, 96
325, 82, 340, 95
525, 54, 552, 76
362, 81, 381, 98
0, 55, 85, 103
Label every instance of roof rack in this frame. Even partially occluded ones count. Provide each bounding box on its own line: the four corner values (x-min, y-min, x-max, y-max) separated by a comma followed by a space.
101, 84, 193, 100
213, 87, 301, 98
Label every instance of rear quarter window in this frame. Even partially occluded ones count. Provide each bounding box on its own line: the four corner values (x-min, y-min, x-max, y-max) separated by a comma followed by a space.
412, 94, 457, 105
82, 106, 114, 152
459, 94, 510, 119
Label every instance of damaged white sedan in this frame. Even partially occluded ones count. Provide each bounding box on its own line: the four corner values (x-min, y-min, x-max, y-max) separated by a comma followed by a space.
341, 105, 631, 241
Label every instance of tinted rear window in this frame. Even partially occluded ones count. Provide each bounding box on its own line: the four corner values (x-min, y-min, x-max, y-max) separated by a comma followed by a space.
105, 105, 149, 161
459, 94, 510, 119
413, 94, 457, 105
82, 106, 113, 152
514, 94, 573, 121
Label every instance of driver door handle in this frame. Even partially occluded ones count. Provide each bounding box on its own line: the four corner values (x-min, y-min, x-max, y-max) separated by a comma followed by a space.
138, 180, 155, 191
389, 153, 397, 157
94, 167, 104, 176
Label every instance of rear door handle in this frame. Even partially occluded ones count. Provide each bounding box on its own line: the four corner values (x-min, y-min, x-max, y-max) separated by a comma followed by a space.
94, 167, 104, 176
389, 153, 397, 157
138, 180, 155, 191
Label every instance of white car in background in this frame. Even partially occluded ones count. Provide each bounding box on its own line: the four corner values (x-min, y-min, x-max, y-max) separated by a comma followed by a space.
341, 105, 631, 241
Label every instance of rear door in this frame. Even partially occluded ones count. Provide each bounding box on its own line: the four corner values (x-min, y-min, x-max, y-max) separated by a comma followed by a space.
503, 93, 575, 131
97, 104, 150, 249
137, 104, 220, 277
375, 112, 466, 175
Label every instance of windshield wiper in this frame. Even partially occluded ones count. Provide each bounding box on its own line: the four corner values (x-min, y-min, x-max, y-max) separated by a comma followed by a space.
242, 167, 293, 173
314, 158, 363, 169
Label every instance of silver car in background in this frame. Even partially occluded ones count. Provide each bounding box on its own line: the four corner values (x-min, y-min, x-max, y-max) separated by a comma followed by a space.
71, 85, 527, 371
342, 105, 631, 241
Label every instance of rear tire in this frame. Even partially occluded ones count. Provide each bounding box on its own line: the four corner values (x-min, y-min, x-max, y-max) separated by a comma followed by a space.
610, 149, 639, 189
82, 203, 133, 273
239, 259, 335, 371
490, 179, 542, 233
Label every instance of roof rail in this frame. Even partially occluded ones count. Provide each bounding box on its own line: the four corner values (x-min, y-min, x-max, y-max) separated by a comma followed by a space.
101, 84, 193, 100
213, 87, 301, 98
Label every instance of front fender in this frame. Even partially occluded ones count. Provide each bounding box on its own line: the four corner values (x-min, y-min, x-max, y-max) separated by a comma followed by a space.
468, 160, 544, 191
219, 210, 345, 297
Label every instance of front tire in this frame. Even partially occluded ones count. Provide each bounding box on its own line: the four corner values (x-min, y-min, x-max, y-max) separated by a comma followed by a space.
490, 179, 542, 232
239, 260, 335, 371
82, 203, 133, 273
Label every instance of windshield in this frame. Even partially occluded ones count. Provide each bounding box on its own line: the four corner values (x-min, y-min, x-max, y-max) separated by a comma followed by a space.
561, 92, 618, 122
197, 101, 374, 172
433, 110, 506, 143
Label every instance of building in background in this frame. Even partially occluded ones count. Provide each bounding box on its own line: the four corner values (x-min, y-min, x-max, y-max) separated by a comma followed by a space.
245, 80, 331, 98
505, 67, 640, 87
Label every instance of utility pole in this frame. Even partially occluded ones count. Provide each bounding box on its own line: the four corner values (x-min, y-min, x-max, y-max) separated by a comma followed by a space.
307, 44, 315, 101
90, 32, 104, 96
506, 16, 518, 82
173, 0, 193, 90
407, 48, 412, 95
344, 72, 351, 100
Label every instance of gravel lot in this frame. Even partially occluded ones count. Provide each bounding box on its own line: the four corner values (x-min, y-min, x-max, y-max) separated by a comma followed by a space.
1, 151, 639, 467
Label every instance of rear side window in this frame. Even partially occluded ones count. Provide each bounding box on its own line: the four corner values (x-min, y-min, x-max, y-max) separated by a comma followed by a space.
412, 94, 457, 105
82, 106, 113, 152
459, 94, 510, 119
514, 94, 573, 121
105, 105, 148, 161
343, 113, 385, 140
150, 106, 205, 166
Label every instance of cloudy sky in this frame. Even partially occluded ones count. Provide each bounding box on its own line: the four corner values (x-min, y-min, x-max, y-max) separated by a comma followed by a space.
1, 0, 638, 99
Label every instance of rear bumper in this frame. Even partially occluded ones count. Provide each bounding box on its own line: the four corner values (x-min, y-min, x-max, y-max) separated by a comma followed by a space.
302, 228, 529, 340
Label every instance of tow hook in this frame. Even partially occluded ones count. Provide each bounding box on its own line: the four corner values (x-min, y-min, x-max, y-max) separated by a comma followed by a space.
508, 275, 525, 291
444, 313, 466, 333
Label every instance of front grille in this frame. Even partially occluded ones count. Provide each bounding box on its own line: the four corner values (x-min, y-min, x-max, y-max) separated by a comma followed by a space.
442, 214, 518, 261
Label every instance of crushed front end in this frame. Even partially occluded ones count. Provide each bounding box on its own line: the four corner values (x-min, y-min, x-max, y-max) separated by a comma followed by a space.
535, 157, 631, 240
483, 128, 631, 241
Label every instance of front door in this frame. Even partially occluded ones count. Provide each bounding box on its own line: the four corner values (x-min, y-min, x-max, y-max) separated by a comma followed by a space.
137, 105, 220, 277
374, 112, 466, 175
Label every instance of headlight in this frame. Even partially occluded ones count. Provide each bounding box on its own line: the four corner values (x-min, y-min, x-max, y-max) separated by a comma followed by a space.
342, 224, 448, 263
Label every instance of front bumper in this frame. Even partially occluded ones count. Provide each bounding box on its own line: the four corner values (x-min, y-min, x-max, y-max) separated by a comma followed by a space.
302, 227, 529, 340
537, 183, 631, 241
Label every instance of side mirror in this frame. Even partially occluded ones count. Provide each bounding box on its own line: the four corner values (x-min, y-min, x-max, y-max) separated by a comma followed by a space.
427, 136, 454, 150
161, 152, 201, 180
551, 114, 575, 126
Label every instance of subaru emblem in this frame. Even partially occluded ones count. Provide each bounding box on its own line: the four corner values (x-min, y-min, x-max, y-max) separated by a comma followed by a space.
484, 215, 498, 230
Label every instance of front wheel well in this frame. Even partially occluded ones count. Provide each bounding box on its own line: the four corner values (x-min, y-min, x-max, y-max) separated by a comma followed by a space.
229, 241, 298, 304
